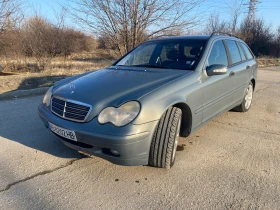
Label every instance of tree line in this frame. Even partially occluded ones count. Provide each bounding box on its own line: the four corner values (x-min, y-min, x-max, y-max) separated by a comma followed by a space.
1, 0, 280, 68
0, 15, 96, 67
206, 13, 280, 57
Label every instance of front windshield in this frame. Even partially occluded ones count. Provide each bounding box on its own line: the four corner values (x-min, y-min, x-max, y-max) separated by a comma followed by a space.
115, 39, 206, 70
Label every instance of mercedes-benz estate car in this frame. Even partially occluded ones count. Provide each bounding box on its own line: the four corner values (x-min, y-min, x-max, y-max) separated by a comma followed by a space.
38, 33, 258, 169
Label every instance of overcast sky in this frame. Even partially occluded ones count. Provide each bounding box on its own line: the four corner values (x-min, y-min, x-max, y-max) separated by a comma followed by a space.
25, 0, 280, 31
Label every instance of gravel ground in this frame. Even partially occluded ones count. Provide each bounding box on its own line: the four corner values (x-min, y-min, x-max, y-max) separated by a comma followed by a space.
0, 67, 279, 210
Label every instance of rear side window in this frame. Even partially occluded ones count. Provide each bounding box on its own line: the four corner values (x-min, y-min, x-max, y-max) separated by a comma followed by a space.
241, 43, 254, 59
208, 40, 228, 66
237, 43, 246, 61
225, 40, 241, 64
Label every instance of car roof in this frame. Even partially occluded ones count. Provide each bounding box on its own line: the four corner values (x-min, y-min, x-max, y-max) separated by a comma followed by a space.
146, 35, 242, 43
147, 35, 210, 42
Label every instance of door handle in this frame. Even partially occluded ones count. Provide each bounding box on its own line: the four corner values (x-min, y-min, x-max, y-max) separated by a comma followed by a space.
246, 65, 250, 70
229, 71, 235, 77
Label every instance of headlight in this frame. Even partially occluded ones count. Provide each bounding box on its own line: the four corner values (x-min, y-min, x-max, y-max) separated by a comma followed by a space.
98, 101, 140, 127
43, 86, 53, 107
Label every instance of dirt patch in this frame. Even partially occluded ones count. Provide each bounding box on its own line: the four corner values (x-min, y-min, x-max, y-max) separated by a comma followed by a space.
0, 74, 67, 93
0, 72, 15, 76
177, 144, 186, 151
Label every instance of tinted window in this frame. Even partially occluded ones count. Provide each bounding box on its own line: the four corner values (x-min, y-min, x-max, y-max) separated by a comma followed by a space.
208, 40, 228, 66
159, 43, 203, 66
159, 43, 180, 63
237, 42, 246, 61
241, 43, 254, 59
225, 40, 242, 64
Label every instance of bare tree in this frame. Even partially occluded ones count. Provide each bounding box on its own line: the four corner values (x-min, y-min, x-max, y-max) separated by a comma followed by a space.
202, 0, 245, 34
205, 13, 228, 34
0, 0, 23, 64
238, 18, 273, 56
225, 0, 246, 33
19, 15, 95, 70
20, 16, 57, 66
67, 0, 203, 55
54, 8, 96, 59
0, 0, 22, 33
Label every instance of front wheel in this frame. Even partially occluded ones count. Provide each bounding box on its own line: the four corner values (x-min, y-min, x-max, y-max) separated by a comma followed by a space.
233, 82, 254, 112
149, 107, 182, 169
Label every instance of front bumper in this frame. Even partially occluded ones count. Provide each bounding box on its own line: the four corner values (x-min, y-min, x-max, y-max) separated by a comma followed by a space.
38, 104, 158, 166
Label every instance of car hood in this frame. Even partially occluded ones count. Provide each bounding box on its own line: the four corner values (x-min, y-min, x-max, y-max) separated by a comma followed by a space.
52, 66, 192, 119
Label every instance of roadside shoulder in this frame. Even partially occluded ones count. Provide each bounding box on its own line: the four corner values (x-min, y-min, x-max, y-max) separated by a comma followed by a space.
0, 87, 49, 100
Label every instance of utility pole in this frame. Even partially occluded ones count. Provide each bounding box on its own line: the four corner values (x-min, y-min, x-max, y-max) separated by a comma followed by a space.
247, 0, 258, 22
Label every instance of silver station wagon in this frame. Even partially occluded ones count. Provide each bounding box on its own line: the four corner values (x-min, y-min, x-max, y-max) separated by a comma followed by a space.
38, 33, 258, 169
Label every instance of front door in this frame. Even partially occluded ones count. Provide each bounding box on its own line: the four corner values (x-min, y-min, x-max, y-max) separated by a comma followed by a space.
202, 40, 235, 123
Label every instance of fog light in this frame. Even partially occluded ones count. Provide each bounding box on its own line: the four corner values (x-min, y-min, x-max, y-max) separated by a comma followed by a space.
110, 149, 120, 157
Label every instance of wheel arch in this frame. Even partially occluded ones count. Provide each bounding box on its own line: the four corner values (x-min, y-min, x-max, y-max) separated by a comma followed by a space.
172, 102, 192, 137
251, 78, 256, 90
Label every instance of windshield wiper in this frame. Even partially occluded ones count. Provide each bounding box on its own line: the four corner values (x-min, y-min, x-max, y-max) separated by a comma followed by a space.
130, 64, 169, 69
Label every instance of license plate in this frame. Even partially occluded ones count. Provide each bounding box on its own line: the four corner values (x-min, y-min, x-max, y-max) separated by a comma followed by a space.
49, 122, 77, 141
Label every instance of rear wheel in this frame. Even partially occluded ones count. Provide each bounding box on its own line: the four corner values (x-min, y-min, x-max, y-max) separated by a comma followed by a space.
149, 107, 182, 169
233, 82, 254, 112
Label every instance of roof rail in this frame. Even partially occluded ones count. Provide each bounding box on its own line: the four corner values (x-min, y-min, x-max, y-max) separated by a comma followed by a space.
210, 32, 240, 39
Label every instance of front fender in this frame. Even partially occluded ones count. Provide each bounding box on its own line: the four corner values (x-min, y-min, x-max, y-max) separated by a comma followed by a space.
133, 72, 203, 129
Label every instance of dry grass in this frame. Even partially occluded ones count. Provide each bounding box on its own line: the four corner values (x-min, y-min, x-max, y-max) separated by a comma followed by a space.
257, 57, 280, 68
1, 50, 279, 75
0, 49, 117, 76
0, 51, 279, 94
0, 49, 118, 93
44, 59, 113, 75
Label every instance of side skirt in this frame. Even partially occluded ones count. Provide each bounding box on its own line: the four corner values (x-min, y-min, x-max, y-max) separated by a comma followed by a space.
190, 99, 243, 134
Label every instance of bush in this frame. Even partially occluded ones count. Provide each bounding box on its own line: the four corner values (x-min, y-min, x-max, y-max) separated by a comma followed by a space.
238, 18, 275, 57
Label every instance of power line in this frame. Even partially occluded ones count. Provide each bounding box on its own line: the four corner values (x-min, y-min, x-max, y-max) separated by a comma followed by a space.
258, 7, 280, 9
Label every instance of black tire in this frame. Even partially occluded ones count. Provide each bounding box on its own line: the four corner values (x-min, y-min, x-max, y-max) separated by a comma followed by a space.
149, 107, 182, 169
233, 82, 254, 112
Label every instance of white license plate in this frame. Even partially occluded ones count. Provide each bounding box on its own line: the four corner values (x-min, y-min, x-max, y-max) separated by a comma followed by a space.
49, 122, 77, 141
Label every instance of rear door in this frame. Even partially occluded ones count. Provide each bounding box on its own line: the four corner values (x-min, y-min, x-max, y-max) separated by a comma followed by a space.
240, 42, 258, 80
224, 40, 251, 103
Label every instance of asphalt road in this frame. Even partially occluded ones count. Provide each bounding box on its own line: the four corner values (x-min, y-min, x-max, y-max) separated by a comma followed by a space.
0, 67, 280, 210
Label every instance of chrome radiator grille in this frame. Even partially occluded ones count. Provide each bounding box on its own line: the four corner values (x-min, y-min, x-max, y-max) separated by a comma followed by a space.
51, 97, 92, 122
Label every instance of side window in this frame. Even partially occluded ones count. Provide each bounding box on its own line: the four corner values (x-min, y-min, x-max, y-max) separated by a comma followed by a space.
241, 43, 254, 59
237, 42, 246, 61
225, 40, 242, 64
208, 40, 228, 66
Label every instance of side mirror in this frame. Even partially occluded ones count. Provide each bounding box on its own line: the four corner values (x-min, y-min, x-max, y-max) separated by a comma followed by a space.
206, 64, 227, 76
